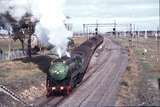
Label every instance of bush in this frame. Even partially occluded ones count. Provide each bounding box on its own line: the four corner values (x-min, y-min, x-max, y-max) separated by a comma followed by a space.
127, 66, 131, 71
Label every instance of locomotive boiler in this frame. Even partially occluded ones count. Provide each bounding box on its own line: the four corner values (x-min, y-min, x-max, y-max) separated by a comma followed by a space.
46, 35, 104, 96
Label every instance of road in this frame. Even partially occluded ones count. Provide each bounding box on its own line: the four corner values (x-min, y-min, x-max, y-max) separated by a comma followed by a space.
34, 37, 128, 107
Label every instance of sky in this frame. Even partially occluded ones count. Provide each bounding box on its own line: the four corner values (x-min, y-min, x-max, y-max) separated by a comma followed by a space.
63, 0, 159, 32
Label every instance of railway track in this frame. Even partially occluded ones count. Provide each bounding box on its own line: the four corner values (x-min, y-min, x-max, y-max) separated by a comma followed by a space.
57, 37, 128, 107
2, 37, 127, 107
74, 41, 121, 107
32, 38, 113, 107
0, 85, 28, 106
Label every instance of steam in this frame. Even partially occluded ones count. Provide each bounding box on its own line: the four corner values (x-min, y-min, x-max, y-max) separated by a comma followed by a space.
0, 0, 31, 21
0, 0, 72, 58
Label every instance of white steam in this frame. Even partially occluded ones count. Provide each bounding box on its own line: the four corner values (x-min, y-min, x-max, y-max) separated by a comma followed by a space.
0, 0, 31, 21
0, 0, 72, 58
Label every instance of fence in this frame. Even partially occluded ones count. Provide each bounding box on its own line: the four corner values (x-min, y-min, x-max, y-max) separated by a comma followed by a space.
0, 50, 27, 61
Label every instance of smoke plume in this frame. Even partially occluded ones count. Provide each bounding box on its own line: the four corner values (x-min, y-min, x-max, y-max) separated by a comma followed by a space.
0, 0, 72, 58
0, 0, 31, 21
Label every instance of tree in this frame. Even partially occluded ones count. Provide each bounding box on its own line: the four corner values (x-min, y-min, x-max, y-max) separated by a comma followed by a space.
0, 12, 38, 59
0, 12, 26, 53
18, 13, 38, 59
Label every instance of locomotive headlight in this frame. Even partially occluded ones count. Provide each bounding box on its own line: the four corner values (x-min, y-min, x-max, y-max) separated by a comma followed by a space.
60, 86, 64, 90
52, 87, 56, 90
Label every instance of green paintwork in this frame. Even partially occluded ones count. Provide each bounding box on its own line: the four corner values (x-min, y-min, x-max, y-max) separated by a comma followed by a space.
49, 62, 69, 81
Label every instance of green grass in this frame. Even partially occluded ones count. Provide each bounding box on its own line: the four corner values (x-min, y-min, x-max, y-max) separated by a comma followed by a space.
134, 48, 143, 56
134, 47, 160, 80
134, 48, 152, 70
115, 37, 160, 84
141, 62, 151, 71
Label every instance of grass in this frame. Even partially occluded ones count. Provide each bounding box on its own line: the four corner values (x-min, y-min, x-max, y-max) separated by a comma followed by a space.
126, 65, 131, 71
0, 38, 24, 51
0, 70, 8, 78
0, 61, 38, 80
0, 36, 86, 81
115, 36, 160, 106
0, 36, 88, 103
133, 47, 151, 72
134, 48, 143, 56
72, 36, 87, 46
141, 61, 151, 71
0, 36, 87, 52
114, 36, 160, 82
118, 36, 160, 79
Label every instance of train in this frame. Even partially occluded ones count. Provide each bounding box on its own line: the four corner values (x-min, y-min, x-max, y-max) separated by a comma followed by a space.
46, 35, 104, 96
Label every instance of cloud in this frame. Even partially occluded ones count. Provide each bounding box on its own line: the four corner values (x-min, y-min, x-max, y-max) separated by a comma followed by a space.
64, 0, 159, 30
65, 0, 158, 7
64, 0, 158, 18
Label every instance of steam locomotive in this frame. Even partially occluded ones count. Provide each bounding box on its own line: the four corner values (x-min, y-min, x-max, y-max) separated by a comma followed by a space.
46, 35, 104, 96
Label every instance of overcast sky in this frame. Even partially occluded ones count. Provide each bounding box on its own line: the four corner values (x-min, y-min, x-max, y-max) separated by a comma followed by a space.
64, 0, 159, 31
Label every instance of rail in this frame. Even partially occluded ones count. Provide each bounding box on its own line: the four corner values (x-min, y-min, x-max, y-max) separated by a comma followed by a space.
0, 85, 28, 105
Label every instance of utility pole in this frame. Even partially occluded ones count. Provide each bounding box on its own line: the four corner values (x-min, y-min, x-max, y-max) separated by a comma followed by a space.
95, 20, 99, 35
135, 25, 139, 48
157, 0, 160, 62
137, 30, 140, 48
83, 24, 85, 35
86, 26, 89, 39
113, 20, 116, 38
133, 24, 136, 38
129, 24, 132, 48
